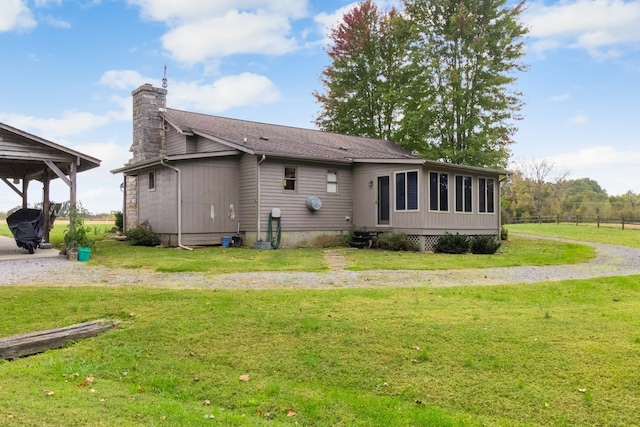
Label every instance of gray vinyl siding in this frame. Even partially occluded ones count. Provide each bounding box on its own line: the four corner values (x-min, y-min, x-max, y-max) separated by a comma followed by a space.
179, 158, 240, 236
137, 167, 177, 233
165, 132, 231, 156
238, 154, 258, 232
257, 159, 353, 233
353, 163, 500, 235
165, 130, 186, 155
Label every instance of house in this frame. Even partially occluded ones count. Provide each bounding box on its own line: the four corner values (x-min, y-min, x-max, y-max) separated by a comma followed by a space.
1, 122, 101, 243
112, 84, 507, 250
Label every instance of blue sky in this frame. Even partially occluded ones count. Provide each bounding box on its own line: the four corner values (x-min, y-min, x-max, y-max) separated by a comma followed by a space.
1, 0, 639, 214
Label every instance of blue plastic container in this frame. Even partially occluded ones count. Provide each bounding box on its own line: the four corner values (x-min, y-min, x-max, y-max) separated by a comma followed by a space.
221, 236, 230, 247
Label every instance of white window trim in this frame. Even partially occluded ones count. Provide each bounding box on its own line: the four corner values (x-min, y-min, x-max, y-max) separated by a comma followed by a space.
327, 170, 338, 194
454, 174, 473, 214
428, 171, 450, 213
148, 171, 156, 192
283, 166, 297, 192
478, 176, 496, 214
393, 170, 420, 212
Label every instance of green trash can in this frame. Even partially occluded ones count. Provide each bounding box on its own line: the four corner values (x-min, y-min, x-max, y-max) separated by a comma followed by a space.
78, 247, 91, 261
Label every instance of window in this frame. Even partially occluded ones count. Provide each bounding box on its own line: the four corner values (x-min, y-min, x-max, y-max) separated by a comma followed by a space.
429, 172, 449, 211
283, 167, 296, 191
455, 175, 472, 213
327, 170, 338, 193
148, 172, 155, 191
479, 177, 495, 213
395, 171, 419, 211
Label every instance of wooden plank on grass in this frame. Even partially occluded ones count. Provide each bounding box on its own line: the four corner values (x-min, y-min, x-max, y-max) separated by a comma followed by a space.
0, 319, 121, 360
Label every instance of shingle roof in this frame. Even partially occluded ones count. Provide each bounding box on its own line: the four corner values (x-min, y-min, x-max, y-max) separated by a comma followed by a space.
162, 108, 420, 162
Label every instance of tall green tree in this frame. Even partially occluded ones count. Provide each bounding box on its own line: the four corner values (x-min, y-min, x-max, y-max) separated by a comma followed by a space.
313, 0, 410, 141
401, 0, 528, 168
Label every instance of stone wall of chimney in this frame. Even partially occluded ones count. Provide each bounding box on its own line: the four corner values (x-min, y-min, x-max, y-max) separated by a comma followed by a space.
130, 84, 167, 164
124, 175, 138, 231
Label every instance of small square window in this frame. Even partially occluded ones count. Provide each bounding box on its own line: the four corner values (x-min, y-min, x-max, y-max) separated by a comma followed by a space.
283, 167, 296, 191
148, 172, 155, 191
327, 170, 338, 193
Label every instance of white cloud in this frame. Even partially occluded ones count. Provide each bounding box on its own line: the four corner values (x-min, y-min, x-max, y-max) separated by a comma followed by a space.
0, 111, 112, 139
169, 73, 280, 113
43, 16, 71, 28
99, 70, 152, 90
314, 2, 359, 44
518, 146, 640, 195
161, 10, 297, 63
548, 93, 571, 102
128, 0, 308, 22
568, 114, 589, 125
525, 0, 640, 58
127, 0, 309, 64
98, 70, 280, 114
0, 0, 36, 32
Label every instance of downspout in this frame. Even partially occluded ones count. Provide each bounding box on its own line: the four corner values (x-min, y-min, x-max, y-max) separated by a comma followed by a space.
160, 158, 193, 251
257, 154, 266, 241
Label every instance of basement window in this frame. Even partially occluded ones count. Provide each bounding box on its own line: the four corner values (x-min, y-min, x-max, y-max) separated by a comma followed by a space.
148, 172, 155, 191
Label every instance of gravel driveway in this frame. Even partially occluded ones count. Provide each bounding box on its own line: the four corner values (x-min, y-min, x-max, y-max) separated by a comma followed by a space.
2, 235, 640, 289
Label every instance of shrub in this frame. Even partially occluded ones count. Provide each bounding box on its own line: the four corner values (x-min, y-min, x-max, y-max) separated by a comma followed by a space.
434, 232, 470, 254
64, 203, 93, 251
114, 211, 124, 232
470, 235, 501, 254
500, 226, 508, 241
376, 233, 419, 252
126, 221, 160, 246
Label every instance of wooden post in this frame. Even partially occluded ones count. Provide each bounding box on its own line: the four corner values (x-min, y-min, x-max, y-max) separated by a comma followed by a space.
622, 217, 625, 230
70, 160, 77, 207
21, 179, 28, 208
597, 215, 600, 228
43, 169, 51, 243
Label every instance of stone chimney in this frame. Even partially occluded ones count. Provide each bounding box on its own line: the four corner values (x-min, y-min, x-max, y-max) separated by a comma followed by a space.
129, 84, 167, 164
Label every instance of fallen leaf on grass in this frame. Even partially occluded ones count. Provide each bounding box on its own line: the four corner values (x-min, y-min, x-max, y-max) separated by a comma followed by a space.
578, 388, 587, 393
239, 374, 250, 382
287, 409, 296, 417
44, 390, 55, 397
79, 375, 95, 387
204, 400, 211, 406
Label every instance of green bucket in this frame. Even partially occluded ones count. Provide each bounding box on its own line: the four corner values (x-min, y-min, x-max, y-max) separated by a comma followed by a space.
78, 247, 91, 262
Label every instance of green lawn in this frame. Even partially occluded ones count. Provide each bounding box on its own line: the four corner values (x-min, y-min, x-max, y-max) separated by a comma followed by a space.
1, 278, 639, 426
507, 223, 640, 248
2, 223, 638, 425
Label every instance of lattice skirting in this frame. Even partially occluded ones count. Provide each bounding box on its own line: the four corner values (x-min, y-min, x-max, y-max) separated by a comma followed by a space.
407, 235, 442, 251
407, 234, 499, 251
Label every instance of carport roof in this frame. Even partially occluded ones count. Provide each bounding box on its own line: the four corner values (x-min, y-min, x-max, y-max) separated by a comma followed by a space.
0, 122, 100, 182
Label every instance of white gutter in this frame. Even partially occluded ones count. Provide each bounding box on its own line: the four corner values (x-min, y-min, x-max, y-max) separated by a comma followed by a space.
257, 154, 266, 240
160, 158, 193, 251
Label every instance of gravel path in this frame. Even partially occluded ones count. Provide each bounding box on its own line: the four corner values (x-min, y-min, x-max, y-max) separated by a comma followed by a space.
2, 235, 640, 289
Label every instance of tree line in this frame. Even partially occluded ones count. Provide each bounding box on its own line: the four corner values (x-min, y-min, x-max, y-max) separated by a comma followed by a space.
314, 0, 528, 170
502, 159, 640, 223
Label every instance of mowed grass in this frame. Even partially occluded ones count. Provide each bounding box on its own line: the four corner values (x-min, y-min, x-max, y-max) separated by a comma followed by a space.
341, 234, 593, 270
90, 234, 593, 273
508, 223, 640, 248
1, 221, 595, 273
1, 278, 640, 426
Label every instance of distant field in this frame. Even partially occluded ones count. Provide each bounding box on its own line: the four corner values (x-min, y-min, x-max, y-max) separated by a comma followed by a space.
507, 223, 640, 248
